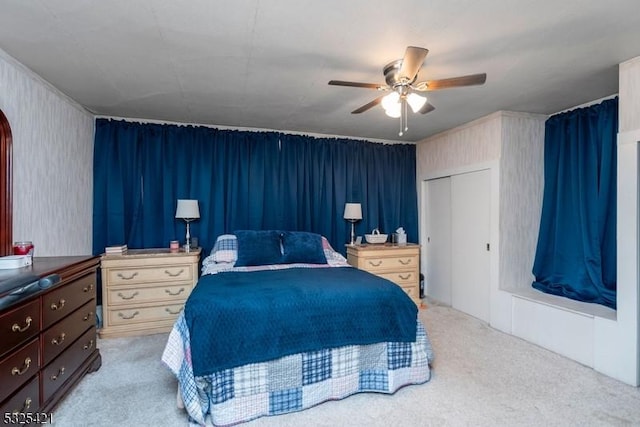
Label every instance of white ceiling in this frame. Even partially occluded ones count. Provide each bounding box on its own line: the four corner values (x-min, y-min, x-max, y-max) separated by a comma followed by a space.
1, 1, 640, 142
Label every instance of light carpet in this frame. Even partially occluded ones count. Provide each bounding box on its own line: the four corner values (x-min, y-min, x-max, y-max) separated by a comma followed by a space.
53, 302, 640, 426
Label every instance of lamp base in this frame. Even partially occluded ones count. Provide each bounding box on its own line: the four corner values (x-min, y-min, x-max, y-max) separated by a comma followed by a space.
349, 221, 357, 245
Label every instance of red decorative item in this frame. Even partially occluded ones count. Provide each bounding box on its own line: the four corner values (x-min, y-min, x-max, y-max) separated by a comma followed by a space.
13, 241, 34, 256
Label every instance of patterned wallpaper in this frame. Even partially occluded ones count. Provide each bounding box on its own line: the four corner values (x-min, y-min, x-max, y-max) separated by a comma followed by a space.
0, 50, 94, 256
499, 113, 546, 290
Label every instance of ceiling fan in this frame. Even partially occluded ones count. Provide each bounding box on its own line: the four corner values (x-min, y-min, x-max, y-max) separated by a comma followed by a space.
329, 46, 487, 136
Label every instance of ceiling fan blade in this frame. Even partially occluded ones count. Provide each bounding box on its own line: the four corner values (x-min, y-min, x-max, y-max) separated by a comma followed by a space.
398, 46, 429, 83
351, 95, 385, 114
328, 80, 386, 90
419, 102, 436, 114
414, 73, 487, 91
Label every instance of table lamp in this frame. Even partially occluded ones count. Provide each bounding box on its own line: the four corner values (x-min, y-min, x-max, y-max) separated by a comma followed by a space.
175, 199, 200, 252
343, 202, 362, 245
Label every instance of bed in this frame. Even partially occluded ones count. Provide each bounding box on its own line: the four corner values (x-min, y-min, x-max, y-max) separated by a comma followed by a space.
162, 230, 434, 426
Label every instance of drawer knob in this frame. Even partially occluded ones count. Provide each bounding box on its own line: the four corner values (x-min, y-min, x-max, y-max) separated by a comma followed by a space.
83, 339, 94, 350
398, 259, 411, 265
165, 307, 182, 315
165, 287, 185, 296
50, 367, 65, 381
368, 260, 383, 267
11, 357, 32, 376
118, 311, 139, 320
83, 311, 94, 321
51, 332, 66, 345
117, 272, 139, 280
83, 283, 94, 293
164, 268, 185, 278
399, 273, 411, 280
11, 316, 32, 333
12, 397, 32, 414
117, 291, 139, 300
50, 299, 66, 311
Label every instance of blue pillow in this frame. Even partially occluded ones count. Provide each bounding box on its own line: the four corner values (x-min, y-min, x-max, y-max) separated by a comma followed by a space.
281, 231, 327, 264
233, 230, 283, 267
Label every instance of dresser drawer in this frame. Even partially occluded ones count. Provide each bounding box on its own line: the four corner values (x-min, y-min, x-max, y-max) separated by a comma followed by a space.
107, 283, 191, 306
399, 285, 419, 301
359, 255, 418, 272
106, 264, 194, 286
0, 374, 39, 418
376, 270, 419, 286
0, 299, 40, 358
42, 273, 96, 329
42, 301, 95, 366
107, 302, 184, 326
0, 338, 39, 404
42, 327, 96, 404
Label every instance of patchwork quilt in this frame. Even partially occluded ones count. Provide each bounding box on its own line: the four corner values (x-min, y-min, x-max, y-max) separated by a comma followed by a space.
162, 313, 434, 426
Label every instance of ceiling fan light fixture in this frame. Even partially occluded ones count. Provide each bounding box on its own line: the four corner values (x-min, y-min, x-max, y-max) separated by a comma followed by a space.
384, 103, 401, 118
381, 91, 400, 111
407, 92, 427, 113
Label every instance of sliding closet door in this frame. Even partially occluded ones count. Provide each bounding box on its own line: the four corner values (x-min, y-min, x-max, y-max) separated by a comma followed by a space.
451, 170, 491, 322
424, 177, 452, 305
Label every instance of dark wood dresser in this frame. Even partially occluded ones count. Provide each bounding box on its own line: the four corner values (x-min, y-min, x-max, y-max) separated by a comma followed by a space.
0, 256, 101, 421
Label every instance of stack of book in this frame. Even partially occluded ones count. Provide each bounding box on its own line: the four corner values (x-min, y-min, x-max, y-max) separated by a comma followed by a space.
105, 244, 128, 255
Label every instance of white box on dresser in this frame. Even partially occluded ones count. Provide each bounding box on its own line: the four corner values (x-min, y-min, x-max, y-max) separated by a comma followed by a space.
99, 248, 200, 339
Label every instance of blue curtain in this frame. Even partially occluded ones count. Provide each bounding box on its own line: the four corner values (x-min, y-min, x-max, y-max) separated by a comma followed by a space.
532, 98, 617, 309
93, 119, 418, 258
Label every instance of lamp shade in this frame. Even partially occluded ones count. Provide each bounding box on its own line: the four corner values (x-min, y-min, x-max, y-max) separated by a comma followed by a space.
343, 203, 362, 220
175, 199, 200, 219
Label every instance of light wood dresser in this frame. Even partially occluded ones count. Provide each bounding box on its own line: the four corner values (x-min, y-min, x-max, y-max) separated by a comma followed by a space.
346, 243, 421, 306
99, 248, 200, 338
0, 256, 101, 421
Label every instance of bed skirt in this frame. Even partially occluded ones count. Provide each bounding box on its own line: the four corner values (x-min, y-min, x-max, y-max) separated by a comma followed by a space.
162, 313, 434, 426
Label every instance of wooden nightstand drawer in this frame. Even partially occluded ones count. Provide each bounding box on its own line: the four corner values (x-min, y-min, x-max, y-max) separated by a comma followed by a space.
107, 264, 193, 285
376, 270, 418, 286
100, 248, 200, 338
346, 243, 421, 306
107, 283, 190, 306
360, 255, 418, 272
107, 302, 184, 326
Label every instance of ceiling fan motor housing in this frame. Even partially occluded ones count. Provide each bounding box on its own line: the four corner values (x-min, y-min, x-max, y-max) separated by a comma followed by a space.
384, 59, 417, 88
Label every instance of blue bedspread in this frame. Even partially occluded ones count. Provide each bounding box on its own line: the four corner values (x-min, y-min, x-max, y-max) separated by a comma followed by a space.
185, 267, 418, 376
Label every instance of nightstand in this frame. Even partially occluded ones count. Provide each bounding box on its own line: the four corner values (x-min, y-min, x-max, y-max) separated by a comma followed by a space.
346, 243, 420, 306
99, 248, 201, 338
